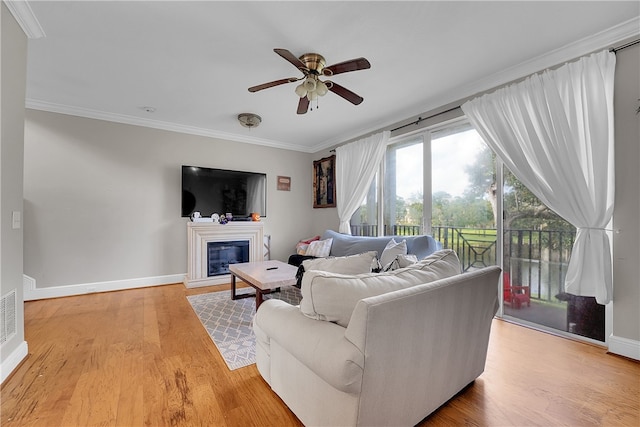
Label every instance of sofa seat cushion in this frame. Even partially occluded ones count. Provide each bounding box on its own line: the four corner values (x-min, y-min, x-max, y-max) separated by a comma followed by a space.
302, 251, 378, 275
300, 249, 461, 327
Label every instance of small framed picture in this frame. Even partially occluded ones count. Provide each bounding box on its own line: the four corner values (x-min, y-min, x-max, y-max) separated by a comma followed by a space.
313, 155, 336, 208
277, 176, 291, 191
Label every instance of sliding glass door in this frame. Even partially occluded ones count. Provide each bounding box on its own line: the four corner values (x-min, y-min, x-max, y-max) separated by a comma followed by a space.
430, 125, 497, 271
350, 118, 605, 343
383, 135, 425, 236
502, 169, 604, 341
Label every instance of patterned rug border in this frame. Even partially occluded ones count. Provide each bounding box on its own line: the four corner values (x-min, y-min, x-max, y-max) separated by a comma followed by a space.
187, 286, 301, 370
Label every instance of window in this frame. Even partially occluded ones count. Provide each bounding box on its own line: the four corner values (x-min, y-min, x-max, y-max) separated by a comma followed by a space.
383, 135, 425, 236
430, 125, 497, 271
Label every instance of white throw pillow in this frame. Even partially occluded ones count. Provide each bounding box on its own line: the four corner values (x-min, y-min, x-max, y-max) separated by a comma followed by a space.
302, 251, 377, 275
300, 249, 461, 327
305, 238, 333, 257
385, 253, 418, 271
379, 238, 407, 270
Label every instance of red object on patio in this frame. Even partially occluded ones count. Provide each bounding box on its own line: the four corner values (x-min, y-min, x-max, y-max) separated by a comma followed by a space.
503, 272, 531, 309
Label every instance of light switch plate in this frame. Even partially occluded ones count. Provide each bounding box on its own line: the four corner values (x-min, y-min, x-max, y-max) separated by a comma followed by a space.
12, 211, 21, 229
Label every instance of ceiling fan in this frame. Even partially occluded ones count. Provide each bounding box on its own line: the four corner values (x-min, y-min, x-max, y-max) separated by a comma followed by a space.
248, 48, 371, 114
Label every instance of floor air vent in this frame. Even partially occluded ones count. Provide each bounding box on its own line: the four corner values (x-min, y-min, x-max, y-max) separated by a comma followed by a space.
1, 289, 17, 345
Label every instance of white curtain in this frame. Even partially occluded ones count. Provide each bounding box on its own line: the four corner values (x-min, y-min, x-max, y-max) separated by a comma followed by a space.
336, 131, 390, 234
461, 50, 615, 304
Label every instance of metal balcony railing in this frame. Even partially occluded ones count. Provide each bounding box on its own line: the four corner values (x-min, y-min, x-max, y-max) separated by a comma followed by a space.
349, 224, 422, 237
350, 224, 576, 303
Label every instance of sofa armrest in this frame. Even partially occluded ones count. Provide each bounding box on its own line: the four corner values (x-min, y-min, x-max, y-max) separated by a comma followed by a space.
254, 299, 364, 394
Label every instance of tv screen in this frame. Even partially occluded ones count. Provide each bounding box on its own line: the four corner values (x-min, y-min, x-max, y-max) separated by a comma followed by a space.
181, 166, 267, 218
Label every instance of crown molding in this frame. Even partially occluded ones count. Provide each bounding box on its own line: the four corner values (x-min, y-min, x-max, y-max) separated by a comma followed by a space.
3, 0, 45, 39
25, 99, 314, 153
23, 17, 639, 155
315, 16, 640, 152
458, 17, 640, 99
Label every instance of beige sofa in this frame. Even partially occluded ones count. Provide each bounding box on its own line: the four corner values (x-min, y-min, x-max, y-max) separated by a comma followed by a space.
253, 250, 500, 426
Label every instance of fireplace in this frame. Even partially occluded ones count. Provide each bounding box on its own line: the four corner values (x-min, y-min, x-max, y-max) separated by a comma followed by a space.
185, 222, 264, 288
207, 240, 249, 276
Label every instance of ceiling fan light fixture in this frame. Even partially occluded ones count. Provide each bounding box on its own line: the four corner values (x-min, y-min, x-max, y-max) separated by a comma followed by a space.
303, 77, 317, 92
295, 83, 307, 98
315, 80, 328, 96
237, 113, 262, 128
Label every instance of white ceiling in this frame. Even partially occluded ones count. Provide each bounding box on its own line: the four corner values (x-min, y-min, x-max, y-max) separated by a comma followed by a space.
21, 1, 640, 153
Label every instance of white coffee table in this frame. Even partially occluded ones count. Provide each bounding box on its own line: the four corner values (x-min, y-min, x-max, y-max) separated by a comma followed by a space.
228, 260, 298, 309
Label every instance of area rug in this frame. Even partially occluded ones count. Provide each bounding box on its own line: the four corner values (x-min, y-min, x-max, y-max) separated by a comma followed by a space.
187, 286, 302, 370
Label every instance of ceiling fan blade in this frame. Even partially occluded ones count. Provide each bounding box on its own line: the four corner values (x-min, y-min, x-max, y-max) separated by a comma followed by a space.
248, 77, 298, 93
297, 96, 310, 115
274, 48, 308, 72
328, 82, 364, 105
323, 57, 371, 76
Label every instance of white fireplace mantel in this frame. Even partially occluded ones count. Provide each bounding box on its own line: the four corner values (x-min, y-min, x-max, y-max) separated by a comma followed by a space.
184, 221, 264, 288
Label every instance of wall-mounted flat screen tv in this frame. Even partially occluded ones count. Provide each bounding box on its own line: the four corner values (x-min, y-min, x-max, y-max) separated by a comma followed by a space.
181, 165, 267, 218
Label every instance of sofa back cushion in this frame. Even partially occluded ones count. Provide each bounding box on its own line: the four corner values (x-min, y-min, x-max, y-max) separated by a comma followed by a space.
300, 249, 461, 327
302, 251, 378, 275
321, 229, 440, 260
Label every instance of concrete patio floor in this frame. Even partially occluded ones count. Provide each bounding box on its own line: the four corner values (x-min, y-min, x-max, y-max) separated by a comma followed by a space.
504, 300, 567, 332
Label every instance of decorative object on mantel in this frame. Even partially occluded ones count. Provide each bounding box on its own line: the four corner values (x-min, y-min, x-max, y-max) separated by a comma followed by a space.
251, 212, 261, 221
219, 216, 228, 225
313, 155, 336, 208
191, 211, 214, 222
277, 176, 291, 191
211, 213, 220, 223
237, 113, 262, 128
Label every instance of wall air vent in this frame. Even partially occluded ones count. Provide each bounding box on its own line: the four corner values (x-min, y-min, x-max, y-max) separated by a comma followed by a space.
1, 290, 17, 345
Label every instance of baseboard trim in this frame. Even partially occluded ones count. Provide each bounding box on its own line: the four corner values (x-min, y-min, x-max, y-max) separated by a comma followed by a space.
23, 274, 186, 301
1, 341, 28, 384
608, 334, 640, 361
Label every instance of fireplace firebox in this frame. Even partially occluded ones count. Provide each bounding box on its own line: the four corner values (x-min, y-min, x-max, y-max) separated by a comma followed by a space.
207, 240, 249, 276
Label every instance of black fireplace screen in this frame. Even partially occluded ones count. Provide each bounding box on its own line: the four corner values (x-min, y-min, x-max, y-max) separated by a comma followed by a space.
207, 240, 249, 276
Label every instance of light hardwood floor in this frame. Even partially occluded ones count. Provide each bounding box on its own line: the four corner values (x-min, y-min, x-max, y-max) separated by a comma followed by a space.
1, 283, 638, 426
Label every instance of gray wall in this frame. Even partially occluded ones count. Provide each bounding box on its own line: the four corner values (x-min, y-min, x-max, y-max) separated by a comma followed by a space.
24, 110, 315, 288
0, 2, 27, 373
612, 42, 640, 343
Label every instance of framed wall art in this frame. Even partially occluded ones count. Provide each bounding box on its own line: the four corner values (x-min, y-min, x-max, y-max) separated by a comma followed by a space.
277, 176, 291, 191
313, 155, 336, 208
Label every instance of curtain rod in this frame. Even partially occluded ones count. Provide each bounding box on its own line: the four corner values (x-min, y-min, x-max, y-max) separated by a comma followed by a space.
390, 106, 461, 133
384, 39, 638, 135
610, 38, 640, 53
329, 105, 462, 152
331, 40, 638, 153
